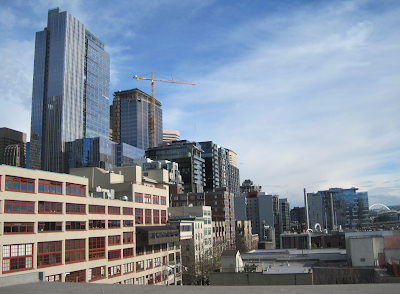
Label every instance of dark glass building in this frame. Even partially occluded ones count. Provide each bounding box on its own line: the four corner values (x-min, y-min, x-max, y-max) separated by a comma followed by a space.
0, 128, 27, 168
29, 7, 110, 173
112, 88, 162, 150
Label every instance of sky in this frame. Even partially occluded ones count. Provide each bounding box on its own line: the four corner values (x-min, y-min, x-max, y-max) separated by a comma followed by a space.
0, 0, 399, 207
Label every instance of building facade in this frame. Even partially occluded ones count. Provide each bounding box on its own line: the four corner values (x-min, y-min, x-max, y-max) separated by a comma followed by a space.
29, 8, 110, 173
112, 88, 163, 150
0, 165, 181, 285
0, 128, 26, 168
163, 129, 180, 142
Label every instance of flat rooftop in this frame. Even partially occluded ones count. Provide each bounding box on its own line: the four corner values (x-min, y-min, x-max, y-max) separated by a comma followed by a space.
0, 282, 398, 294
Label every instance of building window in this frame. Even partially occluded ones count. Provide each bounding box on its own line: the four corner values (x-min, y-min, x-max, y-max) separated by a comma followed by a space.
154, 257, 161, 266
147, 273, 154, 285
108, 206, 120, 215
145, 209, 152, 224
38, 179, 62, 194
38, 201, 62, 214
135, 192, 143, 203
66, 183, 86, 197
108, 220, 120, 228
144, 194, 151, 203
161, 210, 167, 224
66, 203, 86, 214
108, 249, 121, 260
136, 260, 144, 272
37, 241, 62, 268
123, 278, 134, 284
123, 220, 134, 227
88, 205, 105, 214
38, 222, 62, 232
5, 176, 34, 193
65, 269, 85, 283
4, 200, 34, 214
45, 274, 61, 282
123, 207, 133, 215
123, 248, 134, 258
108, 235, 121, 246
89, 220, 105, 229
135, 208, 143, 224
146, 246, 152, 254
66, 221, 86, 231
108, 265, 121, 277
154, 245, 160, 253
4, 222, 34, 234
2, 243, 33, 273
136, 276, 144, 285
145, 258, 153, 269
123, 262, 134, 274
155, 271, 162, 283
160, 196, 166, 205
153, 209, 159, 224
88, 237, 105, 260
153, 195, 159, 204
123, 232, 134, 244
65, 239, 85, 264
88, 266, 105, 282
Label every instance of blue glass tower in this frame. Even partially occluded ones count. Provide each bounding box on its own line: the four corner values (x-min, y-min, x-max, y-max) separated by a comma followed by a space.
29, 8, 110, 173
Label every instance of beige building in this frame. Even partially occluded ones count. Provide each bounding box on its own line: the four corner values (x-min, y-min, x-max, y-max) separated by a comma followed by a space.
0, 164, 181, 285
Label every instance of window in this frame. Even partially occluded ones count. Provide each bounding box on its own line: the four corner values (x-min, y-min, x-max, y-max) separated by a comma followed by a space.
123, 262, 134, 274
153, 210, 159, 224
89, 205, 105, 214
89, 237, 105, 260
147, 274, 153, 285
108, 206, 120, 215
145, 259, 153, 269
2, 243, 33, 273
135, 192, 143, 203
38, 201, 62, 214
108, 249, 121, 260
108, 220, 120, 228
123, 248, 134, 258
4, 222, 34, 234
108, 265, 121, 277
154, 257, 161, 267
38, 179, 62, 194
360, 258, 366, 262
37, 241, 62, 268
137, 247, 144, 256
5, 200, 34, 214
123, 207, 133, 215
66, 183, 86, 197
108, 235, 121, 246
135, 208, 143, 224
65, 269, 85, 283
46, 274, 61, 282
5, 176, 34, 193
145, 209, 152, 224
136, 276, 144, 285
155, 271, 162, 283
146, 246, 152, 254
123, 278, 134, 284
88, 266, 105, 282
161, 210, 167, 224
38, 222, 62, 232
144, 194, 151, 203
89, 220, 105, 229
153, 195, 159, 204
160, 196, 166, 205
123, 232, 134, 244
66, 221, 86, 231
66, 203, 85, 214
136, 260, 144, 272
123, 220, 134, 227
154, 244, 160, 253
65, 239, 85, 264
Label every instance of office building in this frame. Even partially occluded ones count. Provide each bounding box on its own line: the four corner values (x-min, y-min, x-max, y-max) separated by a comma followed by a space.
146, 140, 204, 193
163, 129, 180, 142
279, 198, 290, 233
29, 7, 110, 173
112, 88, 162, 150
0, 164, 181, 285
227, 150, 240, 198
240, 179, 261, 194
0, 128, 26, 168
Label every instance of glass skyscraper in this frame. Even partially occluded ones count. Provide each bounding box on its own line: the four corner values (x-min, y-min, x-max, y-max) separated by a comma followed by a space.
29, 8, 110, 173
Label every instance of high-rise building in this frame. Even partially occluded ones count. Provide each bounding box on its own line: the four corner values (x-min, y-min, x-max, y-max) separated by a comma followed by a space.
163, 129, 180, 142
279, 198, 290, 233
112, 88, 163, 150
240, 179, 262, 194
29, 7, 110, 173
0, 128, 26, 168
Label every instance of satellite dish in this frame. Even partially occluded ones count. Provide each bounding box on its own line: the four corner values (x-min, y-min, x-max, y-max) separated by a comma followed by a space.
122, 196, 128, 201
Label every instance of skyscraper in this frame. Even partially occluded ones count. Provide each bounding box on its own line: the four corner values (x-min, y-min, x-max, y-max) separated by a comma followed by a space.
29, 8, 110, 173
0, 128, 27, 168
112, 88, 163, 150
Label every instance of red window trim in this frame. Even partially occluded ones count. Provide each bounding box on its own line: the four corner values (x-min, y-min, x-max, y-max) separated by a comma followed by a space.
38, 179, 62, 195
89, 266, 106, 282
89, 237, 105, 260
65, 239, 85, 264
66, 221, 86, 231
38, 222, 62, 233
37, 241, 62, 268
38, 201, 62, 214
5, 176, 35, 193
123, 232, 134, 244
108, 206, 120, 215
88, 205, 105, 214
108, 249, 121, 261
4, 200, 35, 214
144, 194, 151, 204
66, 203, 86, 214
135, 192, 143, 203
4, 222, 34, 234
123, 248, 135, 258
89, 220, 106, 230
160, 196, 167, 205
108, 220, 121, 229
123, 220, 134, 227
65, 269, 86, 283
2, 243, 33, 274
108, 235, 121, 246
123, 207, 133, 215
66, 183, 86, 197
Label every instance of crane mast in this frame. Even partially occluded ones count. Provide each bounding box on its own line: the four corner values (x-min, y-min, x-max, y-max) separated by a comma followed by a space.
133, 72, 196, 147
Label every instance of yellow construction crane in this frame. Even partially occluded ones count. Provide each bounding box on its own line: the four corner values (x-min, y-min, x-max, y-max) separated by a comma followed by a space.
133, 72, 196, 147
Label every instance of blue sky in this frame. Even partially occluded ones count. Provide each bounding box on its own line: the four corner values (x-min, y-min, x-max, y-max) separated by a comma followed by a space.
0, 0, 399, 207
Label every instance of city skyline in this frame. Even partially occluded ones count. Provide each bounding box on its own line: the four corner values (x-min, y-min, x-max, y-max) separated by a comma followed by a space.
0, 1, 399, 206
